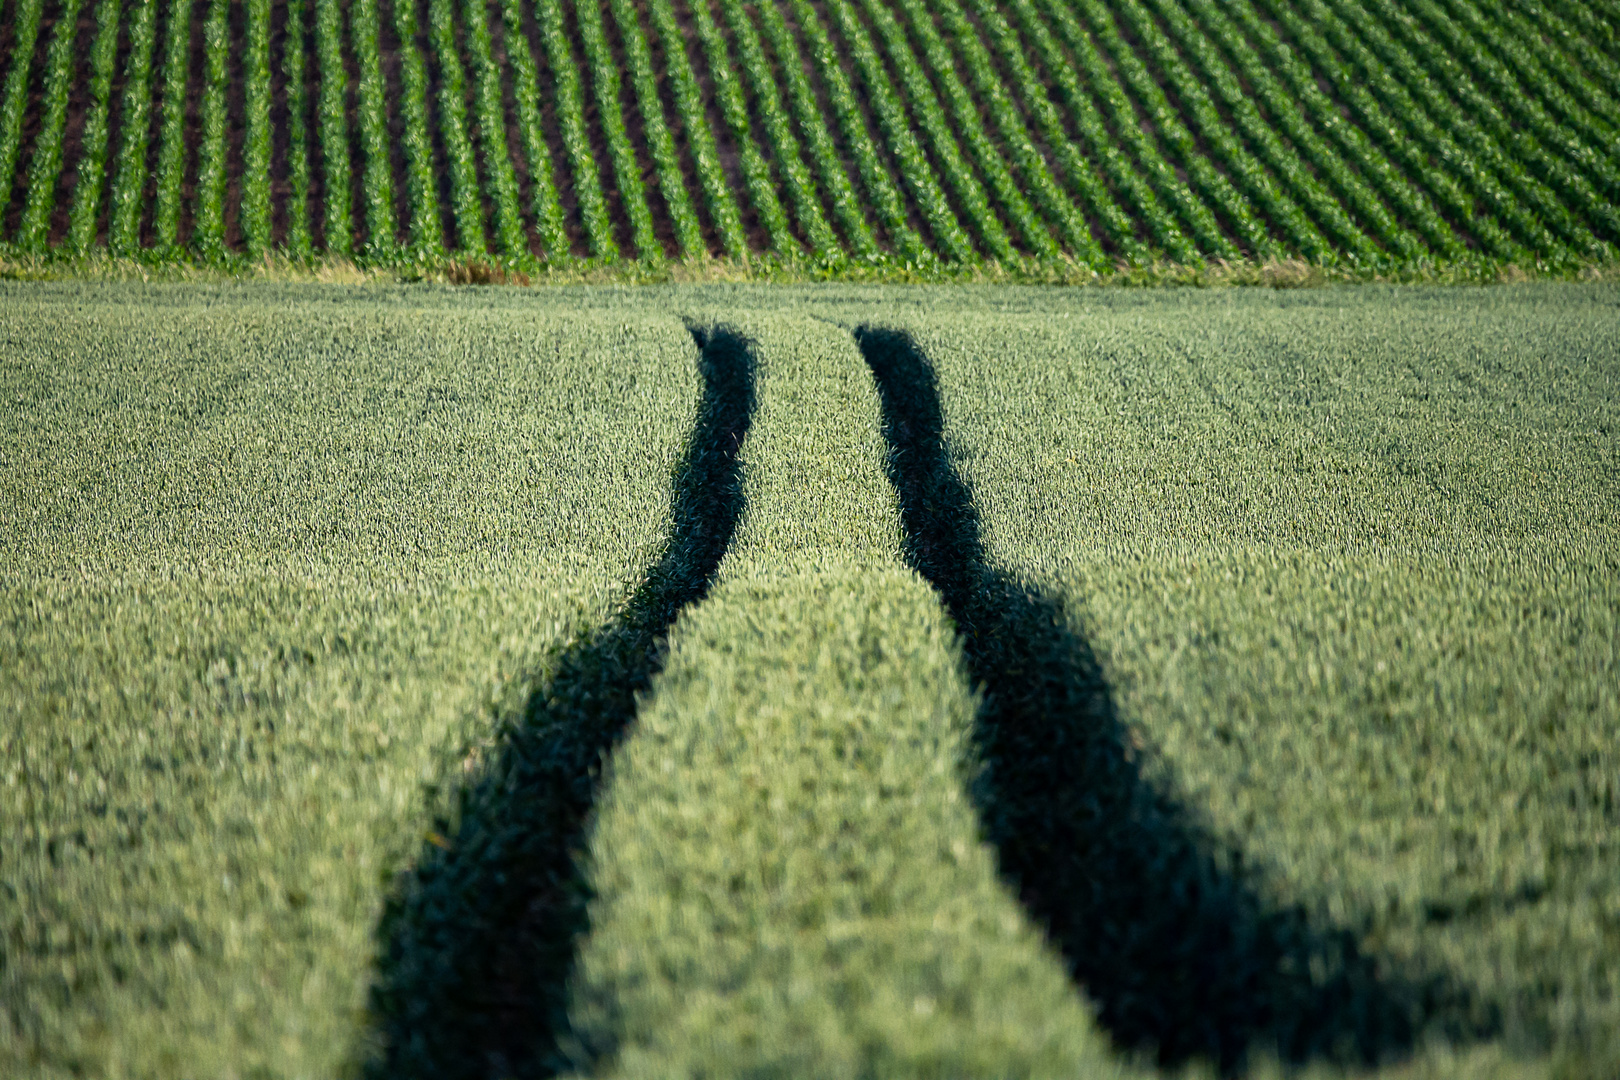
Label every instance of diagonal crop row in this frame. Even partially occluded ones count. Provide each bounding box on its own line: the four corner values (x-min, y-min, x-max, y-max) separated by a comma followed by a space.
0, 0, 46, 228
1147, 0, 1382, 264
752, 0, 878, 257
500, 0, 568, 260
610, 0, 702, 258
689, 0, 794, 256
574, 0, 658, 260
282, 0, 314, 256
353, 0, 398, 255
192, 0, 231, 258
787, 0, 928, 262
1223, 0, 1465, 261
65, 0, 124, 256
16, 0, 87, 251
426, 0, 486, 254
1255, 0, 1528, 262
241, 0, 274, 257
534, 0, 614, 258
463, 0, 526, 257
152, 0, 195, 251
315, 0, 355, 256
393, 0, 445, 254
960, 0, 1145, 262
107, 0, 158, 255
1515, 0, 1620, 133
720, 0, 839, 258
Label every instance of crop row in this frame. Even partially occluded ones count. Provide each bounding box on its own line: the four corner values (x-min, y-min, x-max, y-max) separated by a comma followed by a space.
0, 0, 1616, 271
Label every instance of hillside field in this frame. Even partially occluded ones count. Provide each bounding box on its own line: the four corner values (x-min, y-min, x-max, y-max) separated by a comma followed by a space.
0, 0, 1618, 280
1, 280, 1616, 1078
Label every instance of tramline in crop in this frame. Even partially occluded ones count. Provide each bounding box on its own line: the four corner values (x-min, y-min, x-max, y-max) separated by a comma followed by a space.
0, 0, 1614, 274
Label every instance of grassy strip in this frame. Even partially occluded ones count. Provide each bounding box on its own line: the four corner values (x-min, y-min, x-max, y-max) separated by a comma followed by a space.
191, 0, 231, 258
752, 0, 878, 257
718, 0, 838, 258
823, 0, 974, 262
645, 0, 747, 258
1255, 0, 1527, 262
1189, 0, 1431, 262
500, 0, 567, 259
16, 0, 87, 252
786, 0, 927, 262
609, 0, 702, 258
0, 0, 46, 230
1145, 0, 1381, 264
462, 0, 525, 257
353, 0, 397, 254
534, 0, 615, 258
314, 0, 354, 256
688, 0, 794, 256
107, 0, 158, 254
572, 0, 657, 260
858, 0, 1017, 262
570, 313, 1129, 1078
66, 0, 124, 255
152, 0, 197, 250
425, 0, 486, 254
0, 285, 704, 1078
369, 324, 754, 1080
281, 0, 313, 256
241, 0, 274, 256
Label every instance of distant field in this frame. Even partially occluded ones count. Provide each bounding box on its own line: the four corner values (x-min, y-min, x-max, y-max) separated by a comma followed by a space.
2, 281, 1618, 1079
0, 0, 1618, 279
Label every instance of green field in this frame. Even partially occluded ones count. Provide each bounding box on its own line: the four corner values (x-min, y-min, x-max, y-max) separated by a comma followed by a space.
2, 280, 1616, 1078
0, 0, 1618, 281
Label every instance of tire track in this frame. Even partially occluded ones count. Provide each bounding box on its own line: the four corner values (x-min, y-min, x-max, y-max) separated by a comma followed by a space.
855, 325, 1496, 1074
367, 324, 756, 1080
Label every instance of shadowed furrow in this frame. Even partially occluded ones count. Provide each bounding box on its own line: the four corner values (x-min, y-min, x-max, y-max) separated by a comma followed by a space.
366, 325, 756, 1080
855, 325, 1498, 1074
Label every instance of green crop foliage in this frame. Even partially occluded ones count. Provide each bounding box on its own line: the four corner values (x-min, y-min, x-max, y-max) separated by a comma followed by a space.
315, 0, 355, 256
65, 0, 122, 256
241, 0, 274, 257
425, 0, 486, 254
390, 0, 444, 255
152, 0, 197, 252
16, 0, 86, 252
535, 0, 616, 259
282, 0, 314, 257
107, 0, 159, 255
192, 0, 231, 258
353, 0, 398, 255
573, 0, 658, 261
462, 0, 527, 258
646, 0, 748, 259
0, 0, 46, 227
0, 284, 702, 1078
610, 0, 702, 259
500, 0, 569, 260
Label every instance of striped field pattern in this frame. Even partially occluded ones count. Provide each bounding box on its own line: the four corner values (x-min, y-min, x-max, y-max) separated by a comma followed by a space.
0, 0, 1616, 271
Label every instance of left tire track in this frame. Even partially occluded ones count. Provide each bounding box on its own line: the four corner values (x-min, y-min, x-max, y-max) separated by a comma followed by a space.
366, 324, 756, 1080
